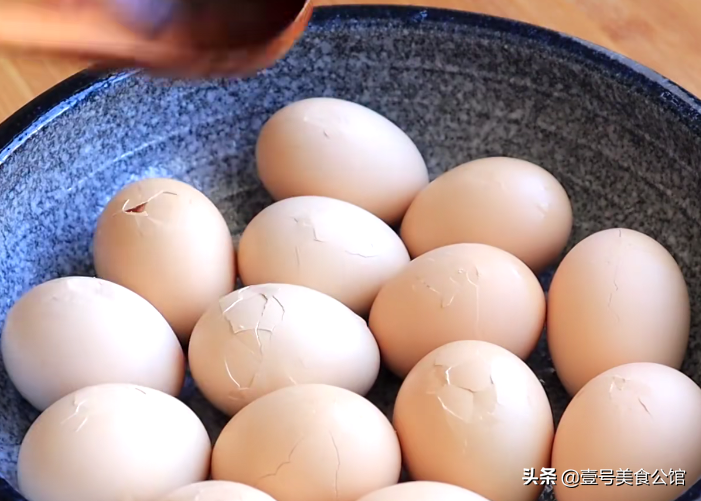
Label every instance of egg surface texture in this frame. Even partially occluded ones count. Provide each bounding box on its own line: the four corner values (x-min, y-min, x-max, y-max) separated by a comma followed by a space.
369, 243, 545, 377
1, 276, 184, 411
188, 283, 380, 415
256, 97, 429, 224
92, 177, 236, 342
547, 228, 689, 395
237, 196, 410, 315
157, 481, 277, 501
400, 157, 572, 272
355, 481, 490, 501
17, 384, 212, 501
393, 340, 554, 501
211, 384, 402, 501
552, 363, 701, 501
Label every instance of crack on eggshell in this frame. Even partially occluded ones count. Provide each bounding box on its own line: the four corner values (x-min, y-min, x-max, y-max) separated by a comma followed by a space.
255, 437, 306, 484
427, 357, 499, 425
638, 398, 651, 415
413, 263, 481, 314
60, 395, 90, 433
119, 190, 178, 216
608, 375, 653, 416
223, 357, 253, 401
291, 212, 380, 266
329, 431, 341, 501
218, 287, 288, 400
607, 229, 624, 323
293, 213, 326, 243
220, 286, 287, 356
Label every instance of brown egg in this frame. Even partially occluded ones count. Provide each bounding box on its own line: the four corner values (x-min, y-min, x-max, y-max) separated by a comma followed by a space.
237, 196, 410, 316
552, 363, 701, 501
393, 341, 554, 501
400, 157, 573, 273
92, 178, 236, 343
256, 97, 429, 225
355, 482, 490, 501
188, 283, 380, 416
1, 277, 184, 411
18, 384, 212, 501
369, 243, 545, 378
211, 384, 402, 501
157, 481, 277, 501
547, 228, 690, 395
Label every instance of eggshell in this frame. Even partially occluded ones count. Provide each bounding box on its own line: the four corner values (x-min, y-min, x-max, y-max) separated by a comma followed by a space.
1, 276, 184, 411
17, 384, 212, 501
93, 177, 236, 342
355, 481, 490, 501
368, 243, 545, 377
400, 157, 573, 272
256, 97, 429, 224
547, 228, 690, 395
211, 384, 402, 501
393, 341, 554, 501
237, 196, 410, 315
188, 283, 380, 415
157, 481, 277, 501
552, 363, 701, 501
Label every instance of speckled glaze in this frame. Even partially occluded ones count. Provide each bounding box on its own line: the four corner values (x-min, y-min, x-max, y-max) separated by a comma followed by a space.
1, 6, 701, 501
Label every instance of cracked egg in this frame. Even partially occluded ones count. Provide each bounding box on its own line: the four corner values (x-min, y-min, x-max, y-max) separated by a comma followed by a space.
547, 228, 690, 396
211, 383, 401, 501
400, 156, 573, 273
188, 283, 380, 416
369, 242, 545, 378
237, 196, 410, 315
552, 362, 701, 501
0, 276, 185, 411
17, 383, 212, 501
393, 340, 554, 501
93, 177, 236, 343
256, 97, 429, 225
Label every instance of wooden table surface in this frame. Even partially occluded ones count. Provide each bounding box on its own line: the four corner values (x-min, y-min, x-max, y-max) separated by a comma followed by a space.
1, 0, 701, 123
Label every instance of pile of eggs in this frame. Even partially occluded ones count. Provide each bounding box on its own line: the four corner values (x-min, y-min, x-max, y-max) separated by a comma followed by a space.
2, 96, 700, 501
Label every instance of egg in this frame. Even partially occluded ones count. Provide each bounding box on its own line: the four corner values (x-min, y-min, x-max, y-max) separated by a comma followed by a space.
256, 97, 429, 225
211, 384, 402, 501
92, 177, 236, 343
0, 276, 184, 411
393, 341, 554, 501
551, 363, 701, 501
369, 243, 545, 377
188, 283, 380, 416
355, 482, 490, 501
400, 157, 573, 273
156, 481, 277, 501
237, 196, 410, 315
547, 228, 690, 395
17, 384, 212, 501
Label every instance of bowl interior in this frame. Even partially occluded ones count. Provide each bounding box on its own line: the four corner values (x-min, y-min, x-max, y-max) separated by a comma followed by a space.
2, 6, 701, 501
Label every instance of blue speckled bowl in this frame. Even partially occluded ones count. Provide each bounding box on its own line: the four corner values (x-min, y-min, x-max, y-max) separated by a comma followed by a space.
2, 5, 701, 501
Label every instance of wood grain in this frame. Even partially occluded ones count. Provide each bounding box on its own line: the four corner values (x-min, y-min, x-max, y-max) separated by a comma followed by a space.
1, 0, 700, 123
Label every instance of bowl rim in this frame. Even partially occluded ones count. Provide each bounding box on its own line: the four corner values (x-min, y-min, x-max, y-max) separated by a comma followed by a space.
1, 4, 701, 162
2, 4, 701, 501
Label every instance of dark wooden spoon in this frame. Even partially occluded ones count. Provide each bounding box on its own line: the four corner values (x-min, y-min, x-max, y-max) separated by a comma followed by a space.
0, 0, 313, 77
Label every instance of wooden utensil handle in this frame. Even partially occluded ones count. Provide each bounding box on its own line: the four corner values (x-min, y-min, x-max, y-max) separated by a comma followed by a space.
0, 1, 186, 62
0, 0, 313, 76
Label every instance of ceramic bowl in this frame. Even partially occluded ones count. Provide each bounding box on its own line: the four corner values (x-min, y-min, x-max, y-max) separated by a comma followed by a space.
1, 6, 701, 501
